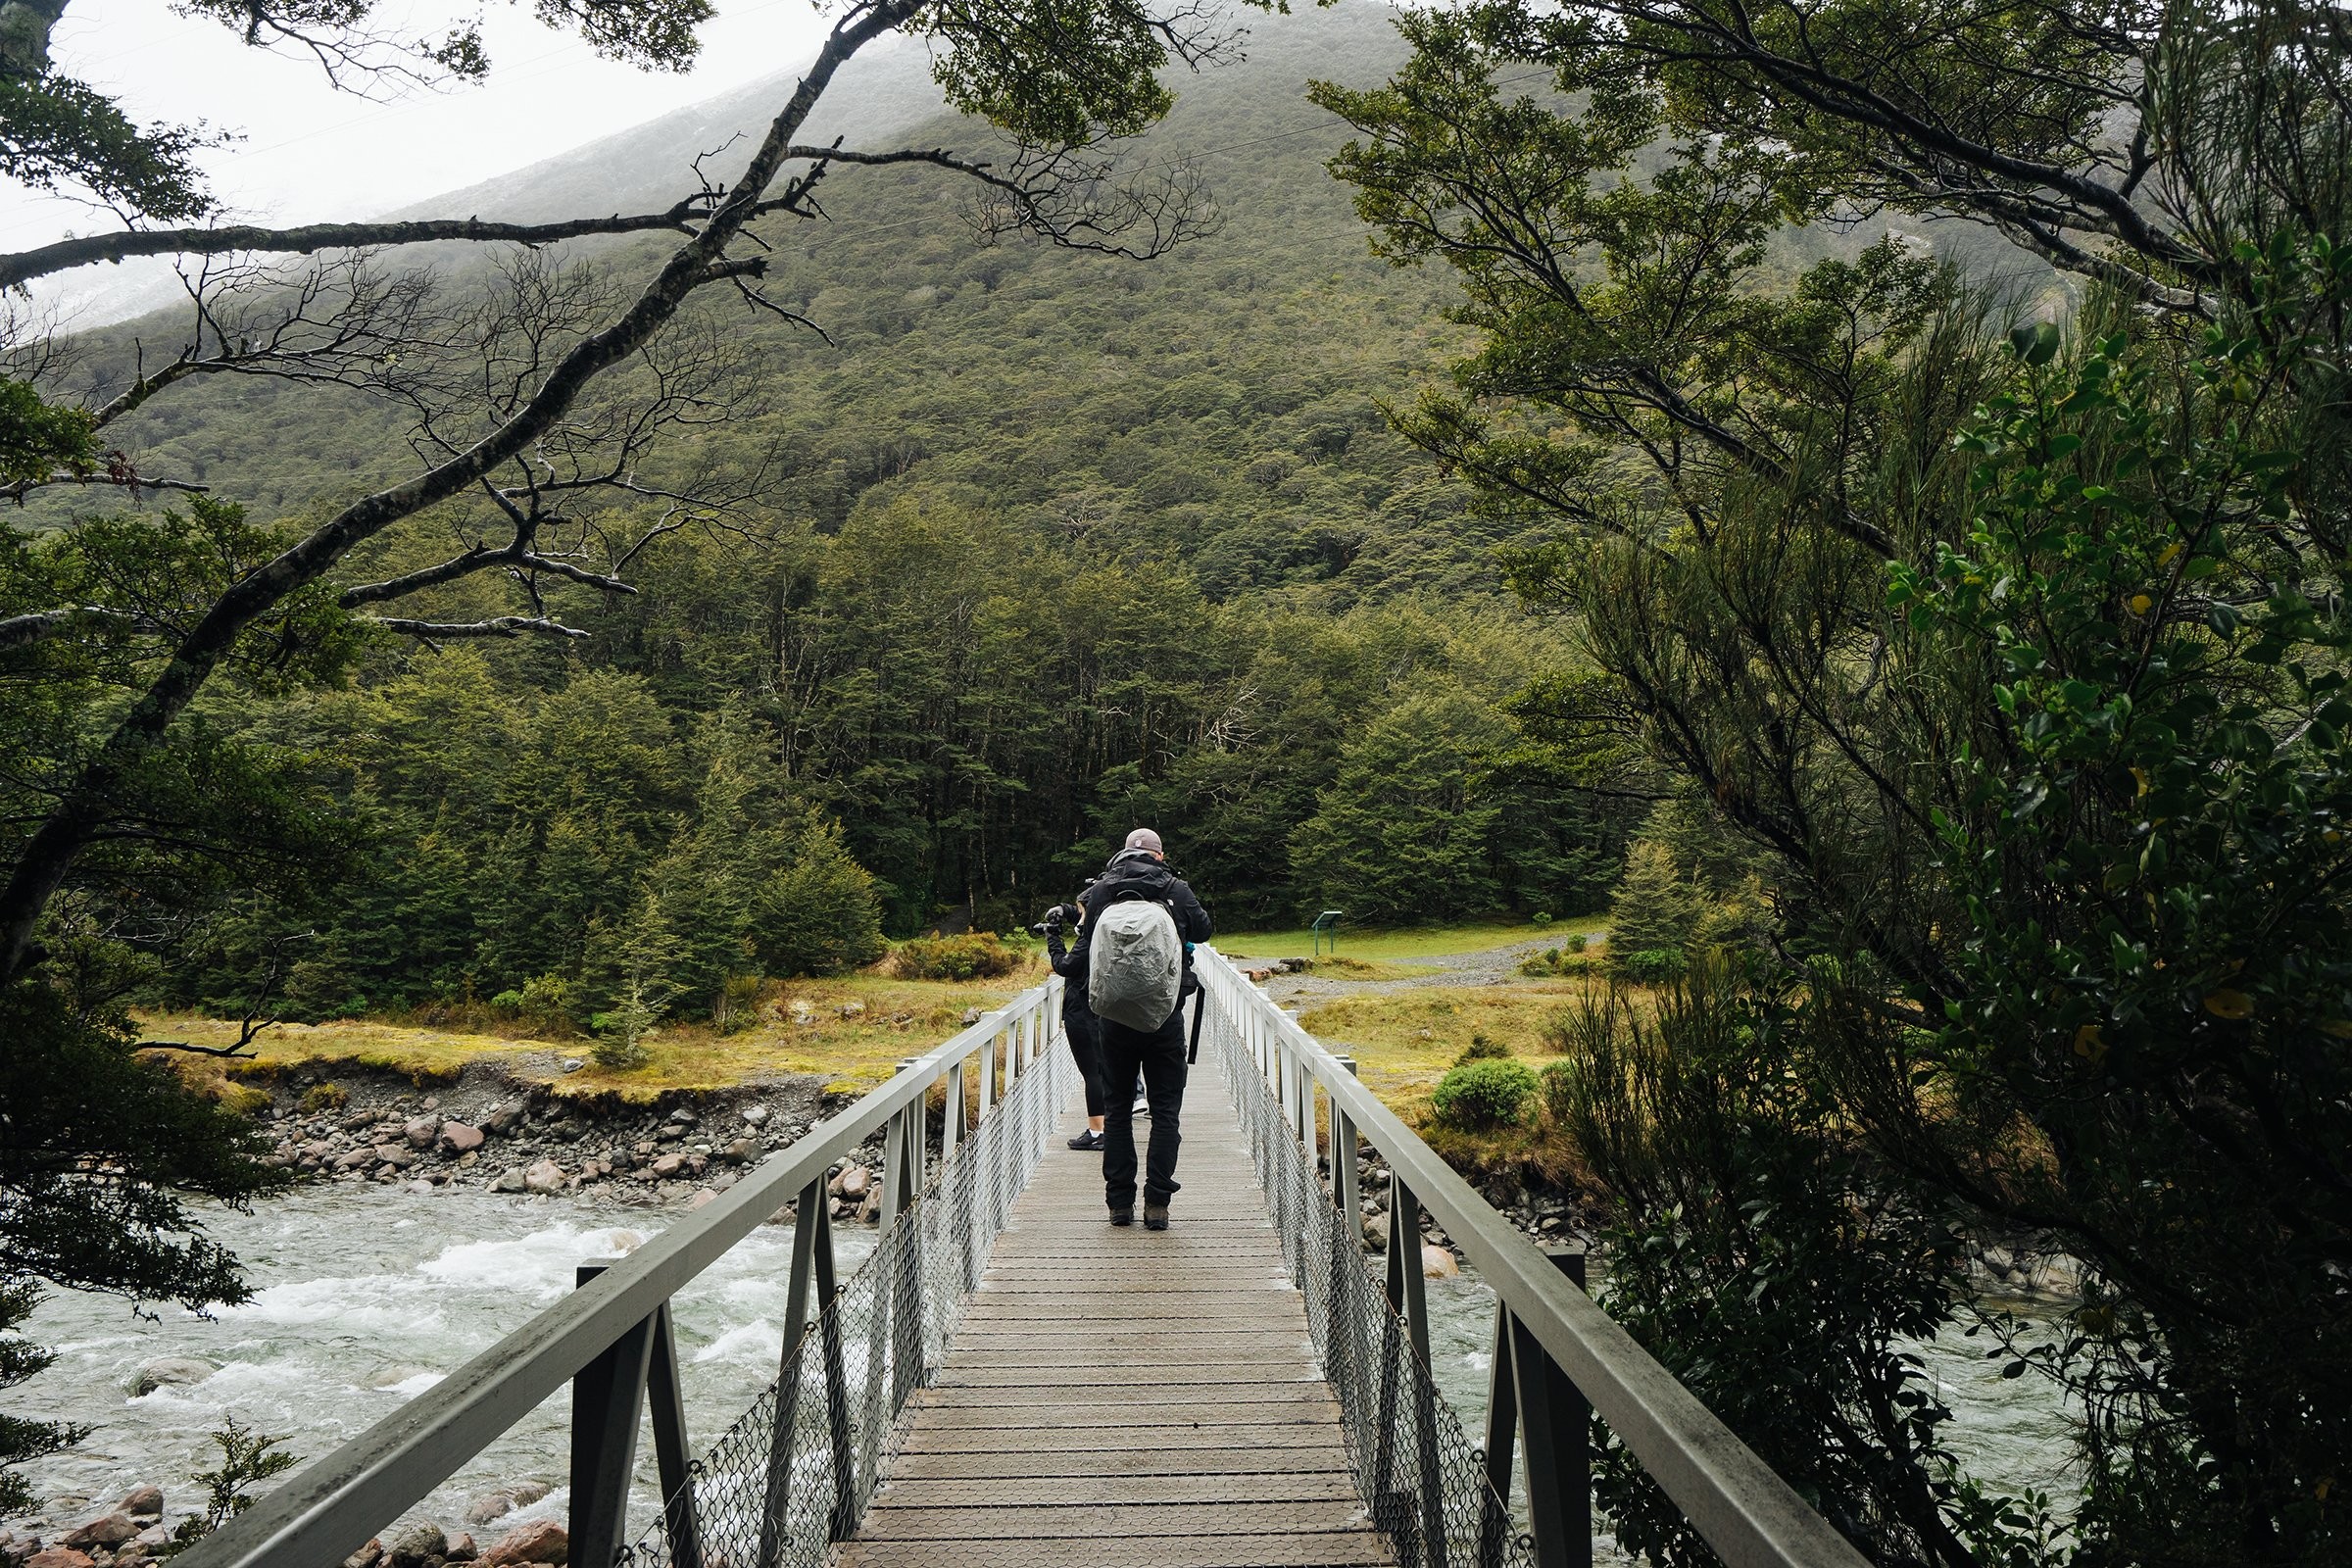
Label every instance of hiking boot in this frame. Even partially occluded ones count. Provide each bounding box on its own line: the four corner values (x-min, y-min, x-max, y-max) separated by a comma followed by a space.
1143, 1203, 1169, 1231
1066, 1129, 1103, 1152
1108, 1205, 1134, 1227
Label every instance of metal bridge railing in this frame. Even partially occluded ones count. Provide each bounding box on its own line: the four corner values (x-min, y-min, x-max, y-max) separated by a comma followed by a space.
176, 978, 1073, 1568
1197, 947, 1873, 1568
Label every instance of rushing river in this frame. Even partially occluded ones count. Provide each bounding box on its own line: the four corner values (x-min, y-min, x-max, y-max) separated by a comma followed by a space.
8, 1184, 2072, 1551
10, 1186, 872, 1542
1412, 1264, 2081, 1538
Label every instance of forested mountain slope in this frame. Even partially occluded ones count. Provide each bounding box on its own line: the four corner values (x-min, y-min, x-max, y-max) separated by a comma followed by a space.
58, 2, 1993, 1017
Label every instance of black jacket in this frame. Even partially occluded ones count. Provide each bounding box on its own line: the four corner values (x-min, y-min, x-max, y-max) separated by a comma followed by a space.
1064, 850, 1212, 1012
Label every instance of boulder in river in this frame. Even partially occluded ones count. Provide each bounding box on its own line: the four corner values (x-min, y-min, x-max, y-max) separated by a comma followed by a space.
343, 1539, 382, 1568
522, 1160, 565, 1195
464, 1483, 551, 1527
832, 1164, 870, 1200
1420, 1244, 1460, 1280
131, 1356, 216, 1395
25, 1548, 95, 1568
60, 1516, 136, 1551
382, 1522, 447, 1568
440, 1122, 485, 1154
490, 1166, 528, 1194
480, 1520, 567, 1568
117, 1489, 162, 1524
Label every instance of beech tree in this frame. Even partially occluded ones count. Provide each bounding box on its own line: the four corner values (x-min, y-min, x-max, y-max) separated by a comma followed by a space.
1322, 1, 2352, 1562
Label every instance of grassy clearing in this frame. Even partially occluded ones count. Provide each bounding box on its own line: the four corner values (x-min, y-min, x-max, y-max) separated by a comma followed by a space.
145, 967, 1042, 1102
1297, 980, 1599, 1102
1220, 914, 1606, 963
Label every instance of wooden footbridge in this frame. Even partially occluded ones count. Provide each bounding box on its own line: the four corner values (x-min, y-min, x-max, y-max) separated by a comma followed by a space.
182, 951, 1871, 1568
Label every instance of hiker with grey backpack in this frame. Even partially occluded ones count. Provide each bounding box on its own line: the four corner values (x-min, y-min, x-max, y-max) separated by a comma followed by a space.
1067, 828, 1211, 1230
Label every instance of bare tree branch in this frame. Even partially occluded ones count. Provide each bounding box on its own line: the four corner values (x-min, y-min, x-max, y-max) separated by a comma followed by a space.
367, 614, 594, 641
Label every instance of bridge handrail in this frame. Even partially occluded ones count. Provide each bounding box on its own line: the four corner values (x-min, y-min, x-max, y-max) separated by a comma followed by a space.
176, 978, 1066, 1568
1200, 947, 1871, 1568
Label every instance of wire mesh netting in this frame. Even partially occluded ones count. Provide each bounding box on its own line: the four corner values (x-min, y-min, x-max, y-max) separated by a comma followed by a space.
1204, 987, 1536, 1568
617, 1022, 1072, 1568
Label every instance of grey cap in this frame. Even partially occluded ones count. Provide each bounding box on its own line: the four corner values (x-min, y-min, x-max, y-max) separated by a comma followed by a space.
1124, 828, 1164, 856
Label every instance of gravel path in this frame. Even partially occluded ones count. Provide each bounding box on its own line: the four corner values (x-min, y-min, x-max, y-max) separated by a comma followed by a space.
1256, 931, 1606, 1008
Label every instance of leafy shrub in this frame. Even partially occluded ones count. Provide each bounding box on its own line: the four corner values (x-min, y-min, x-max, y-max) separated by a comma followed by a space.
1431, 1058, 1538, 1130
1454, 1032, 1512, 1065
891, 933, 1022, 981
1521, 948, 1600, 978
1618, 948, 1690, 985
1566, 934, 1590, 954
298, 1082, 347, 1113
1532, 911, 1553, 925
158, 1418, 298, 1557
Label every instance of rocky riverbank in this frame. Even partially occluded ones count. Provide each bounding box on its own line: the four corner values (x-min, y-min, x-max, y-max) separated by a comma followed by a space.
2, 1482, 578, 1568
239, 1061, 906, 1215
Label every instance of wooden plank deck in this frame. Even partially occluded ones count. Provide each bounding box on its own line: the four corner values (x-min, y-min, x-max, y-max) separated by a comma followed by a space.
838, 1064, 1393, 1568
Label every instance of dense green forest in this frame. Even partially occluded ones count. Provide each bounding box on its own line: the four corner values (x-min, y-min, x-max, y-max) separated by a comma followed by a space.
45, 10, 1648, 1023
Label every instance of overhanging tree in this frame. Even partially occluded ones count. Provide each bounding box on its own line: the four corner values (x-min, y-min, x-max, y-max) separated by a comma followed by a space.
1320, 1, 2352, 1562
0, 0, 1290, 1510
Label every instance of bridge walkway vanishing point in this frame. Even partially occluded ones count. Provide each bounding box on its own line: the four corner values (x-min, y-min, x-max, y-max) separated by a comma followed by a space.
181, 949, 1878, 1568
839, 1066, 1394, 1568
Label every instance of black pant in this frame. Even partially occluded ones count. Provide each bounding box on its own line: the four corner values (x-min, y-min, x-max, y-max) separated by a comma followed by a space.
1064, 1004, 1107, 1118
1101, 1007, 1188, 1208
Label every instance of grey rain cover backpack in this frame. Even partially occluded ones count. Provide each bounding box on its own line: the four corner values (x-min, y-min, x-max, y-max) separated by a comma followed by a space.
1087, 896, 1183, 1030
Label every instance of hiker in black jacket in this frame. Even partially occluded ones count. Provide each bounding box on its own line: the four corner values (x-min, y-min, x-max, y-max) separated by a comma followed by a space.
1042, 902, 1112, 1151
1066, 828, 1212, 1231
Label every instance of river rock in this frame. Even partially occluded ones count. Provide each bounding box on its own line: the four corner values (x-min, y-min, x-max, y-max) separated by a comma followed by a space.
686, 1188, 717, 1210
60, 1517, 135, 1551
1363, 1219, 1387, 1252
720, 1137, 758, 1163
132, 1356, 216, 1395
26, 1549, 94, 1568
382, 1522, 446, 1568
440, 1122, 485, 1154
522, 1159, 565, 1195
650, 1152, 685, 1178
741, 1104, 769, 1127
480, 1521, 566, 1568
482, 1105, 523, 1135
1421, 1244, 1459, 1280
402, 1116, 439, 1149
372, 1144, 414, 1169
465, 1484, 550, 1527
334, 1148, 376, 1171
833, 1164, 870, 1200
446, 1535, 477, 1561
116, 1489, 162, 1524
343, 1539, 382, 1568
490, 1165, 528, 1193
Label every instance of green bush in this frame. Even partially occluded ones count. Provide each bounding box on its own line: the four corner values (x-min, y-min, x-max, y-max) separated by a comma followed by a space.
1520, 948, 1600, 978
891, 932, 1023, 981
1454, 1032, 1512, 1065
1431, 1058, 1538, 1130
1618, 948, 1689, 985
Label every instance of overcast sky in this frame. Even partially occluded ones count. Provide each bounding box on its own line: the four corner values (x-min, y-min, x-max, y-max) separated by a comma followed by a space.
2, 0, 840, 253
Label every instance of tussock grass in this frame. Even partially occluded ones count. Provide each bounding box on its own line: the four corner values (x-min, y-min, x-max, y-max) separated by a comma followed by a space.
142, 968, 1039, 1102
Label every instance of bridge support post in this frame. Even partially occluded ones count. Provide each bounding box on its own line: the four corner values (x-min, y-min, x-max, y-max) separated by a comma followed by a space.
1481, 1248, 1592, 1568
566, 1263, 662, 1568
885, 1063, 925, 1414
